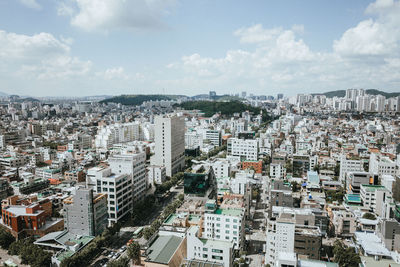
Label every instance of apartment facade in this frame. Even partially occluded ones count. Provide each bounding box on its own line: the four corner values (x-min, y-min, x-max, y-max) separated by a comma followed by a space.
227, 138, 258, 161
108, 153, 147, 201
151, 114, 185, 177
63, 187, 108, 236
187, 226, 234, 267
265, 219, 295, 267
203, 202, 245, 249
88, 167, 133, 226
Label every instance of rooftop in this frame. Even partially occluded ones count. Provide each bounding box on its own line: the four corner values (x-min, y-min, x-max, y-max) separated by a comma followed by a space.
199, 237, 234, 248
361, 184, 386, 191
355, 231, 391, 257
4, 205, 43, 217
146, 235, 183, 264
214, 208, 243, 217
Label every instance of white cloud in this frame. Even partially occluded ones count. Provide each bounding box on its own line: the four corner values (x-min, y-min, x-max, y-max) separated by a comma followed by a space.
58, 0, 176, 32
0, 30, 93, 81
167, 2, 400, 95
18, 0, 41, 10
334, 0, 400, 57
234, 24, 282, 44
98, 67, 128, 80
0, 30, 70, 61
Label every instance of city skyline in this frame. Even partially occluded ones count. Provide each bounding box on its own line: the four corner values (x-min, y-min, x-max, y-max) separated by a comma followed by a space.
1, 0, 400, 97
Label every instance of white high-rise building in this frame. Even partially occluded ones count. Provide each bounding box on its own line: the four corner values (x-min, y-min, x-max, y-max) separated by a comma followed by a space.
187, 226, 234, 267
270, 163, 285, 179
147, 165, 166, 185
87, 166, 133, 226
339, 155, 364, 182
376, 95, 386, 112
95, 122, 143, 149
108, 153, 147, 201
369, 153, 397, 177
265, 218, 295, 267
227, 138, 258, 161
151, 114, 185, 177
203, 204, 245, 249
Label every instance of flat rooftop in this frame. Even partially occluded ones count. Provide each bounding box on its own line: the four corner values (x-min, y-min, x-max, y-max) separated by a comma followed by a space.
199, 237, 233, 248
355, 231, 391, 257
147, 235, 183, 264
215, 208, 243, 217
4, 205, 43, 217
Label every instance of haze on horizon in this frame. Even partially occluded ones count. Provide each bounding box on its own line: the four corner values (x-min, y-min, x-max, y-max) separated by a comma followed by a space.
0, 0, 400, 97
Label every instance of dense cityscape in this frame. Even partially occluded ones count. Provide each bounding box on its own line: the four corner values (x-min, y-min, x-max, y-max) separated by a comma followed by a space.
0, 89, 398, 267
2, 0, 400, 266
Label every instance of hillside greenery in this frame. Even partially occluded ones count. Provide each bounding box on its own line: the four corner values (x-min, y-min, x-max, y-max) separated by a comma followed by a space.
100, 94, 180, 106
175, 100, 270, 120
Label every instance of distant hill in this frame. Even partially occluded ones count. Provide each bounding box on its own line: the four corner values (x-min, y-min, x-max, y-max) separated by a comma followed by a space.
0, 91, 8, 97
175, 100, 270, 120
364, 89, 400, 98
99, 94, 182, 106
317, 89, 400, 98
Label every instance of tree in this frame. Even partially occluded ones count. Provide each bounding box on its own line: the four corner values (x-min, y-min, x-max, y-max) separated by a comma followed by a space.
107, 256, 129, 267
252, 188, 260, 200
291, 181, 300, 192
127, 242, 141, 265
0, 228, 15, 249
142, 227, 154, 240
362, 212, 376, 220
333, 240, 361, 267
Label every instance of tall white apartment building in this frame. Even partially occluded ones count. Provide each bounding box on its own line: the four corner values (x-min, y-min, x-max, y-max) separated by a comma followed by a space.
187, 226, 234, 267
357, 95, 371, 112
227, 138, 258, 161
210, 160, 231, 179
369, 153, 397, 177
339, 155, 364, 182
108, 153, 147, 201
265, 218, 295, 267
87, 166, 133, 226
147, 165, 166, 185
151, 114, 185, 177
185, 131, 203, 149
360, 184, 391, 217
270, 163, 285, 179
203, 202, 245, 249
376, 95, 386, 112
95, 122, 143, 149
205, 130, 222, 146
230, 119, 248, 134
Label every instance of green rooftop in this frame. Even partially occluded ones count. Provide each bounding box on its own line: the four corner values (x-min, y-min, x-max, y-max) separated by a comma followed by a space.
361, 184, 386, 191
56, 250, 74, 262
164, 214, 178, 225
188, 215, 201, 223
215, 208, 242, 217
147, 235, 183, 264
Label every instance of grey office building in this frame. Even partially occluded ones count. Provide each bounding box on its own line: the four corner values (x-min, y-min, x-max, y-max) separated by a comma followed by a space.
63, 187, 108, 236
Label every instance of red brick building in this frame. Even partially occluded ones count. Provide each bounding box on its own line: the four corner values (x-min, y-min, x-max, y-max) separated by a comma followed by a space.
241, 160, 263, 174
0, 203, 63, 239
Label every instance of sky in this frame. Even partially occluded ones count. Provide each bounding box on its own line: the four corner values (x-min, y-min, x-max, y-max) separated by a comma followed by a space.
0, 0, 400, 97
